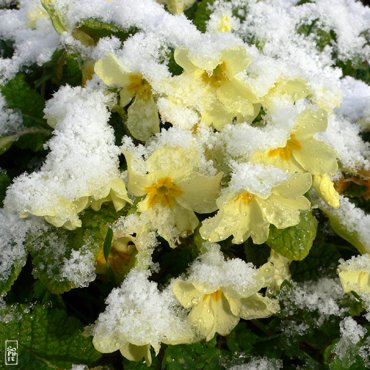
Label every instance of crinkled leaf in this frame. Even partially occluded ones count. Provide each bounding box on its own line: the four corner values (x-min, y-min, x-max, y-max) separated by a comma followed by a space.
325, 337, 369, 370
0, 249, 27, 297
0, 304, 101, 369
266, 211, 318, 261
164, 338, 223, 370
26, 205, 120, 294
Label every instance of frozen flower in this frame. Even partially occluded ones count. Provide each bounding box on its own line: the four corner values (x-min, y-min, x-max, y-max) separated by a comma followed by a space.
165, 46, 258, 130
253, 109, 338, 175
124, 145, 222, 247
338, 255, 370, 295
94, 53, 159, 141
261, 78, 310, 112
172, 246, 278, 341
200, 164, 312, 244
93, 270, 194, 365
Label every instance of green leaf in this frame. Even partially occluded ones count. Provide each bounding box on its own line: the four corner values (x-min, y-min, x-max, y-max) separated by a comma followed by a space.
164, 338, 224, 370
0, 171, 11, 207
1, 74, 51, 151
0, 304, 101, 369
103, 227, 113, 262
266, 211, 318, 261
0, 249, 27, 297
41, 0, 68, 33
75, 18, 136, 44
0, 39, 14, 58
0, 135, 17, 155
193, 0, 215, 33
26, 205, 120, 294
320, 206, 368, 255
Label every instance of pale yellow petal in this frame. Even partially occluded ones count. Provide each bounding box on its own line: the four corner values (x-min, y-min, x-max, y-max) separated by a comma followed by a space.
174, 48, 198, 73
188, 298, 216, 341
293, 138, 338, 175
239, 293, 279, 320
252, 149, 304, 173
200, 197, 269, 244
123, 151, 150, 196
172, 280, 203, 308
119, 343, 152, 366
258, 194, 310, 229
119, 88, 135, 107
265, 78, 310, 103
294, 109, 327, 139
146, 146, 199, 181
92, 332, 120, 353
127, 94, 160, 141
177, 172, 222, 213
210, 295, 239, 338
221, 47, 251, 77
339, 270, 370, 294
202, 100, 234, 130
172, 203, 199, 237
217, 79, 257, 118
94, 53, 131, 88
313, 174, 340, 208
273, 173, 312, 199
222, 289, 243, 316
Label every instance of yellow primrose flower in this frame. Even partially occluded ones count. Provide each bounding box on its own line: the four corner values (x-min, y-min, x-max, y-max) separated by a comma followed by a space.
94, 53, 159, 141
172, 246, 279, 341
89, 178, 131, 212
124, 145, 222, 247
338, 255, 370, 295
200, 163, 312, 244
167, 47, 258, 130
26, 195, 90, 230
93, 270, 194, 366
253, 109, 338, 175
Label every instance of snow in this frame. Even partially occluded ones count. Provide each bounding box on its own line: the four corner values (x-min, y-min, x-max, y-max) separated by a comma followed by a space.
4, 86, 124, 228
93, 269, 193, 352
0, 210, 30, 286
281, 277, 345, 325
61, 246, 96, 288
178, 244, 262, 296
0, 0, 60, 83
228, 357, 283, 370
0, 93, 22, 136
228, 162, 289, 198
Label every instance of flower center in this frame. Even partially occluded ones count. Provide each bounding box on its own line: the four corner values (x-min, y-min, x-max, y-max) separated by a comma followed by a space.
145, 177, 183, 208
203, 289, 223, 302
268, 133, 301, 160
235, 192, 254, 204
128, 74, 152, 101
201, 62, 228, 88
